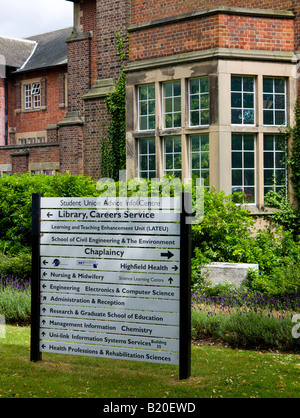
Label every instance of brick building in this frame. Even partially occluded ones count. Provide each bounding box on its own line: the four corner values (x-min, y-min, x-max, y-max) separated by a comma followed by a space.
1, 0, 300, 212
0, 28, 72, 175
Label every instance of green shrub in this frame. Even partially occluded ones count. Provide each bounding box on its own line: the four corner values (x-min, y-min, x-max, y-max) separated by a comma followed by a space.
192, 306, 300, 352
0, 253, 32, 282
0, 172, 98, 254
191, 188, 300, 296
0, 285, 31, 324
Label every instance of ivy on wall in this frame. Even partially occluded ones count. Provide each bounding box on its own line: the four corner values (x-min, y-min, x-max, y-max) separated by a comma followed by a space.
288, 100, 300, 206
265, 101, 300, 237
100, 32, 128, 180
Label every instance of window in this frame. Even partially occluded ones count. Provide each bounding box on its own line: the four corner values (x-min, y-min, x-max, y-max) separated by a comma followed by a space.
17, 133, 47, 145
138, 84, 155, 131
232, 134, 256, 203
263, 78, 286, 126
231, 76, 255, 125
189, 134, 209, 187
189, 77, 209, 126
24, 82, 41, 110
138, 138, 156, 179
163, 81, 181, 129
263, 134, 286, 196
163, 136, 182, 178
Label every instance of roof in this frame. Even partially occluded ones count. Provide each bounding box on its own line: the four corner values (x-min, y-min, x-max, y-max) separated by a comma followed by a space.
0, 27, 72, 72
19, 27, 72, 72
0, 36, 36, 68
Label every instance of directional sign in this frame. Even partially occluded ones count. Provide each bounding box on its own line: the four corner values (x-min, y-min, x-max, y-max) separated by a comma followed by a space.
31, 193, 192, 379
40, 316, 179, 339
39, 341, 179, 365
41, 305, 179, 326
40, 328, 179, 352
40, 245, 180, 261
40, 233, 180, 248
40, 209, 180, 222
40, 257, 180, 274
40, 281, 180, 299
41, 292, 179, 312
40, 196, 181, 210
40, 269, 180, 287
40, 221, 180, 236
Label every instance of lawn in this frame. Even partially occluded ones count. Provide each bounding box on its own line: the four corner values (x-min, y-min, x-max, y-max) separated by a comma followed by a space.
0, 325, 299, 398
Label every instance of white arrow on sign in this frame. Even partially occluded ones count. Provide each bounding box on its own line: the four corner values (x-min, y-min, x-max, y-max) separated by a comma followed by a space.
40, 257, 180, 274
41, 292, 180, 313
41, 305, 179, 326
40, 269, 180, 287
39, 341, 179, 365
40, 245, 180, 261
40, 316, 179, 339
40, 281, 180, 299
40, 209, 180, 222
40, 328, 179, 352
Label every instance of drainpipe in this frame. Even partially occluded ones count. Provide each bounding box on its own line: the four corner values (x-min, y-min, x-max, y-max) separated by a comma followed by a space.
4, 78, 8, 146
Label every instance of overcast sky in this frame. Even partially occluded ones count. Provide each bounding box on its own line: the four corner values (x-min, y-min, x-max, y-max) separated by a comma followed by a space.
0, 0, 73, 39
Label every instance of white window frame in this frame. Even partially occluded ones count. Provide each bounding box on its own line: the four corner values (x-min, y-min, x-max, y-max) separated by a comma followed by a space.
231, 75, 256, 126
162, 81, 181, 129
138, 84, 156, 131
23, 81, 41, 110
188, 77, 209, 127
231, 133, 257, 205
263, 77, 287, 127
138, 138, 156, 179
163, 136, 182, 178
263, 134, 287, 196
188, 134, 210, 187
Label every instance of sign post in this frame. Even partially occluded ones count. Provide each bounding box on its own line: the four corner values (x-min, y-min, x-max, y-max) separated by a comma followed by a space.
31, 193, 191, 379
31, 193, 43, 362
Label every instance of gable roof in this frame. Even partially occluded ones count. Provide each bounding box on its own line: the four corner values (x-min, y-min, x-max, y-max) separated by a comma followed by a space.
0, 27, 72, 73
0, 36, 36, 68
18, 27, 72, 72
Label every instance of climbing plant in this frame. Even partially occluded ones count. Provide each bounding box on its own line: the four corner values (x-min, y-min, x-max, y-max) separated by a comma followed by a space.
264, 101, 300, 237
288, 100, 300, 206
100, 32, 128, 180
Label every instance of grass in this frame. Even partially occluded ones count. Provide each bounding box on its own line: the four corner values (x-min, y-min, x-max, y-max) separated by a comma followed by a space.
0, 325, 300, 398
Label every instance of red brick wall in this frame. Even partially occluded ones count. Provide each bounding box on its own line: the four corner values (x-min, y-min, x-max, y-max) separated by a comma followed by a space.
83, 100, 112, 179
95, 0, 130, 81
129, 14, 294, 62
0, 144, 60, 173
67, 37, 91, 113
219, 14, 294, 51
80, 0, 97, 85
8, 67, 67, 139
59, 125, 84, 175
130, 0, 300, 50
131, 0, 294, 24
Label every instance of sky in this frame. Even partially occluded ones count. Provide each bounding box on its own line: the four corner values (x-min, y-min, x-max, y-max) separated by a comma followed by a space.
0, 0, 73, 39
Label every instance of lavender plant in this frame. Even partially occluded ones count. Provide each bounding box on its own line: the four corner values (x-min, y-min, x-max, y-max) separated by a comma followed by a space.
0, 275, 31, 324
